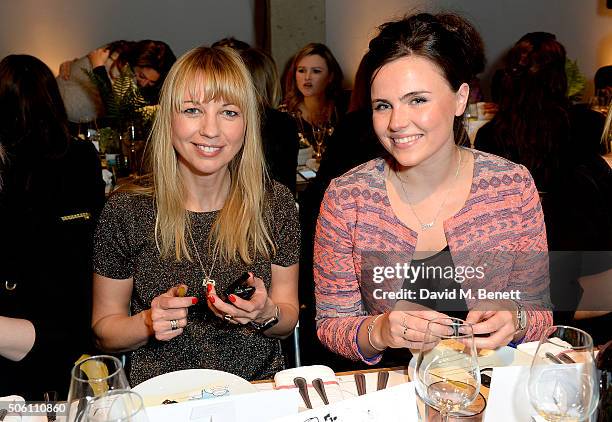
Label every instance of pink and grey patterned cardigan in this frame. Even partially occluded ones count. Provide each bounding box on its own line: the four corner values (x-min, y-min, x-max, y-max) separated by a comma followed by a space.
314, 150, 552, 363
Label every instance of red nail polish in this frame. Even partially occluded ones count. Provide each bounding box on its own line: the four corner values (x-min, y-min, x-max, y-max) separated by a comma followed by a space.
207, 284, 212, 293
229, 295, 236, 303
209, 296, 215, 304
192, 297, 198, 305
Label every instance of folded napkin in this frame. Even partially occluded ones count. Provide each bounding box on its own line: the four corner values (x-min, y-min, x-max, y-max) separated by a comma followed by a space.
484, 366, 545, 422
0, 395, 46, 422
274, 365, 343, 409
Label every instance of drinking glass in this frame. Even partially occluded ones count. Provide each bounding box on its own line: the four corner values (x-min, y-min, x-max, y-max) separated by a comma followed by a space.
415, 317, 481, 422
66, 355, 130, 422
83, 390, 149, 422
312, 124, 325, 161
528, 325, 599, 421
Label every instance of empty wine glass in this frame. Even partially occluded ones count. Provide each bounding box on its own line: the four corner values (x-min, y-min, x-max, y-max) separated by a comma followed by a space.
83, 390, 149, 422
415, 317, 480, 422
528, 325, 599, 421
66, 355, 130, 422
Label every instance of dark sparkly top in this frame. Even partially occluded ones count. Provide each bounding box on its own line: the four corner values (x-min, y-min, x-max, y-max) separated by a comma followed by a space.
93, 181, 300, 385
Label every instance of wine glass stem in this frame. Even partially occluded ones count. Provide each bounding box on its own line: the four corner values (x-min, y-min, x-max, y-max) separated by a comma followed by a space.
440, 411, 450, 422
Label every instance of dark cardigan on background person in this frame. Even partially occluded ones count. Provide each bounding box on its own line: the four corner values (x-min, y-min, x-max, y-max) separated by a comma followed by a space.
0, 139, 105, 399
0, 54, 105, 399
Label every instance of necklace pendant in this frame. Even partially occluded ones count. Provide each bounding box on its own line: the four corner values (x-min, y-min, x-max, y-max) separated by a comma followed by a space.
421, 222, 435, 230
203, 277, 215, 287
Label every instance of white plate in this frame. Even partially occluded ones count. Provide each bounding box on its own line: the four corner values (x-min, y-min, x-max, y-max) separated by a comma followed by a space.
132, 369, 257, 407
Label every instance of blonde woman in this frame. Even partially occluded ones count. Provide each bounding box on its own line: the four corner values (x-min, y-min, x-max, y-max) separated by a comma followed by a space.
92, 47, 300, 384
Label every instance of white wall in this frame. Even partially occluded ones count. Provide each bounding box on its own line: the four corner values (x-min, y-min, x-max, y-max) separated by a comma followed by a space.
326, 0, 612, 96
0, 0, 255, 76
3, 0, 610, 98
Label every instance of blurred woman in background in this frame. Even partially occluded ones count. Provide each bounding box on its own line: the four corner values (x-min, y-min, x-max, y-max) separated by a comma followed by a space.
475, 32, 570, 195
57, 40, 176, 123
475, 32, 611, 345
0, 54, 105, 399
280, 43, 345, 155
239, 47, 299, 193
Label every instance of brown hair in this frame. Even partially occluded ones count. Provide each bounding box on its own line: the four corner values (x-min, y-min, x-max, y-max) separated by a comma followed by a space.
283, 43, 344, 113
0, 54, 70, 194
239, 48, 282, 108
364, 13, 485, 144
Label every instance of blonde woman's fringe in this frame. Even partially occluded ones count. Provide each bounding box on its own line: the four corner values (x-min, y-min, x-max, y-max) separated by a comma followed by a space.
143, 46, 275, 264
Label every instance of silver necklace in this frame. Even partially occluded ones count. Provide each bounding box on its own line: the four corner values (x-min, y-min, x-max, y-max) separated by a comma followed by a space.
188, 228, 219, 287
395, 148, 462, 231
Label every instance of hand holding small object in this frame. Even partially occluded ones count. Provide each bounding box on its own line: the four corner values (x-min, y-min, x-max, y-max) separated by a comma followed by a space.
372, 306, 451, 351
465, 299, 519, 349
206, 273, 276, 326
150, 284, 198, 341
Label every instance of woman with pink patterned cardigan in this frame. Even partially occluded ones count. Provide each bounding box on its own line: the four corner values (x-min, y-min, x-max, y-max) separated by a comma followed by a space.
313, 13, 552, 364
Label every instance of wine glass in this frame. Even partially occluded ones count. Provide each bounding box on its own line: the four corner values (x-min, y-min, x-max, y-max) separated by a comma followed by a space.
66, 355, 131, 422
415, 317, 480, 422
82, 390, 149, 422
312, 124, 325, 161
528, 325, 599, 421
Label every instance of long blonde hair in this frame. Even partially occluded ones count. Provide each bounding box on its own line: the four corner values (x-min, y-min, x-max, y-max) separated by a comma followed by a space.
144, 46, 273, 263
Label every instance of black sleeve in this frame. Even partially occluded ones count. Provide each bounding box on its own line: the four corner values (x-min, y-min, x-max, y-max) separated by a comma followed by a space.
261, 108, 299, 194
473, 122, 500, 155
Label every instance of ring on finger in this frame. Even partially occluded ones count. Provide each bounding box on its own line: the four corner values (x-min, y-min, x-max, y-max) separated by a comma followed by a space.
224, 314, 234, 322
170, 319, 179, 331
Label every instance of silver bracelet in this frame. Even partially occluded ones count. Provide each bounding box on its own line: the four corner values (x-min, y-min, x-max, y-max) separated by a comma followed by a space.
367, 314, 386, 352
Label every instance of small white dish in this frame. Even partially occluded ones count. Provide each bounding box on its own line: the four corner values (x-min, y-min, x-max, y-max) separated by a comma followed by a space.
132, 369, 257, 407
408, 345, 527, 379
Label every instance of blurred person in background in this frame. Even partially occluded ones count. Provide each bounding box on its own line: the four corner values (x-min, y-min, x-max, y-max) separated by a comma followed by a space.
0, 54, 105, 399
57, 40, 176, 124
239, 47, 299, 194
475, 32, 611, 344
296, 52, 386, 369
280, 43, 345, 155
